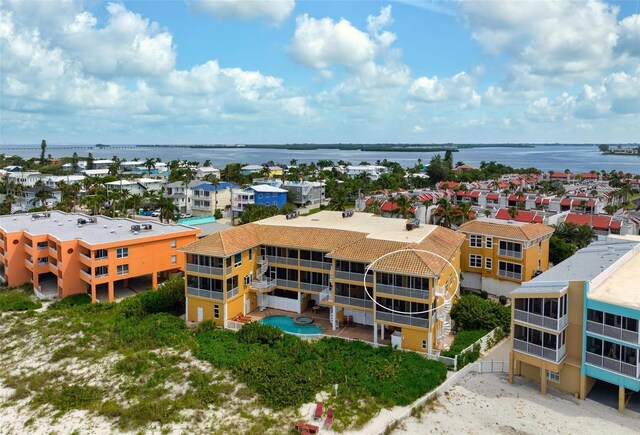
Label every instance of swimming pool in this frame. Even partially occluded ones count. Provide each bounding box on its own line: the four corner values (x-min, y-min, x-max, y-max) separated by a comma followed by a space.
260, 315, 323, 336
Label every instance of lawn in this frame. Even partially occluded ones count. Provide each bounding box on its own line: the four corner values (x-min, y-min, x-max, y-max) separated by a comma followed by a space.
0, 277, 447, 433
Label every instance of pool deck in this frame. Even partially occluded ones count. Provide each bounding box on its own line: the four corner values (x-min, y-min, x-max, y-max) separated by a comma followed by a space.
247, 307, 392, 345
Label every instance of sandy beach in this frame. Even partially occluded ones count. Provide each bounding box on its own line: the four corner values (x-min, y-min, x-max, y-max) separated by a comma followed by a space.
397, 372, 639, 435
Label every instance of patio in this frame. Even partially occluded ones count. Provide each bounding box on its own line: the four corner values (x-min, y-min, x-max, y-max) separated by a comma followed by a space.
247, 306, 392, 346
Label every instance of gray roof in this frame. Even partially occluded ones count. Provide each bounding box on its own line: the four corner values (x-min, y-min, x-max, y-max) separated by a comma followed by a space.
512, 236, 640, 295
0, 211, 197, 245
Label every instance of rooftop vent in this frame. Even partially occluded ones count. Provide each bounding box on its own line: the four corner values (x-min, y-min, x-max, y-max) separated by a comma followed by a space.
141, 223, 153, 231
285, 211, 300, 220
341, 210, 354, 218
31, 212, 51, 220
77, 217, 97, 226
406, 218, 421, 231
131, 224, 141, 232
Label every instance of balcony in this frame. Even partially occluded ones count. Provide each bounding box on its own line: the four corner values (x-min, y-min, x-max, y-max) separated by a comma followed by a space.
513, 338, 566, 363
265, 255, 299, 267
586, 352, 639, 379
227, 286, 239, 300
24, 258, 33, 269
80, 270, 92, 282
275, 279, 298, 289
24, 243, 33, 253
48, 245, 57, 255
79, 252, 92, 265
250, 279, 277, 292
376, 283, 429, 300
334, 270, 373, 284
376, 311, 429, 329
186, 263, 225, 276
299, 259, 332, 270
299, 281, 327, 293
94, 255, 108, 262
318, 288, 333, 305
514, 309, 568, 331
499, 249, 523, 259
333, 295, 373, 309
586, 321, 639, 345
498, 269, 522, 280
187, 287, 224, 301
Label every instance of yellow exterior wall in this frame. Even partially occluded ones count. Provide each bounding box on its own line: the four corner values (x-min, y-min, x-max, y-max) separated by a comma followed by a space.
187, 296, 223, 326
402, 327, 429, 352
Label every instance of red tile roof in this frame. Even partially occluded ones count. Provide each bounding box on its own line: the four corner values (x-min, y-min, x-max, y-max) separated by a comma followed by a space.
486, 193, 500, 200
495, 208, 544, 223
565, 213, 621, 231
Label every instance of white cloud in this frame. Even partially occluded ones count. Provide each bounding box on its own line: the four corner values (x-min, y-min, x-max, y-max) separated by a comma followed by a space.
289, 14, 375, 69
190, 0, 295, 24
616, 14, 640, 57
462, 0, 620, 86
409, 72, 481, 109
412, 125, 423, 133
409, 76, 447, 101
605, 68, 640, 114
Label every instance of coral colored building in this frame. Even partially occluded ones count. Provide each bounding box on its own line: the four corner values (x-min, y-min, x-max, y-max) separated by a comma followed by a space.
0, 211, 198, 302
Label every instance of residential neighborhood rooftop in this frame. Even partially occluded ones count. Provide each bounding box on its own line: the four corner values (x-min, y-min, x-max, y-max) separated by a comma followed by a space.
458, 217, 554, 241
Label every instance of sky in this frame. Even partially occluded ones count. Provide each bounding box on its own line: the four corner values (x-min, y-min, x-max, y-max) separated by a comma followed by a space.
1, 0, 639, 145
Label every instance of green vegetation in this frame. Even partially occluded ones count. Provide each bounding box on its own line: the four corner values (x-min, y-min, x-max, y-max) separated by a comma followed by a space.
441, 330, 488, 357
48, 293, 91, 309
550, 221, 596, 264
0, 287, 42, 312
0, 276, 447, 432
450, 293, 511, 333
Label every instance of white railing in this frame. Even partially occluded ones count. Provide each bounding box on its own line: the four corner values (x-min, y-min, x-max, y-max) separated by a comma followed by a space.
37, 244, 48, 251
376, 311, 429, 328
318, 287, 333, 304
187, 287, 224, 300
186, 263, 225, 276
79, 252, 91, 262
334, 295, 373, 309
299, 281, 326, 292
514, 339, 565, 362
48, 245, 57, 254
499, 249, 523, 259
586, 352, 639, 379
587, 320, 639, 344
226, 320, 243, 331
434, 285, 446, 298
335, 270, 373, 283
498, 269, 522, 280
376, 283, 429, 300
299, 259, 332, 270
276, 279, 298, 289
227, 286, 239, 300
250, 279, 276, 291
266, 255, 299, 266
514, 309, 568, 330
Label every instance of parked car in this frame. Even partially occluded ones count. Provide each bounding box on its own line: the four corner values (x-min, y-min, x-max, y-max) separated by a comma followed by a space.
151, 210, 160, 217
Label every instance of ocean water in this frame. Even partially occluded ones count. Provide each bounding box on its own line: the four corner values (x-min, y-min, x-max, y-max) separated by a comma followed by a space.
2, 144, 638, 173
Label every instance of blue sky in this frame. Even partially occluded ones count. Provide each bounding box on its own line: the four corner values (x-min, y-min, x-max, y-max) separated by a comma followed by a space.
1, 0, 639, 145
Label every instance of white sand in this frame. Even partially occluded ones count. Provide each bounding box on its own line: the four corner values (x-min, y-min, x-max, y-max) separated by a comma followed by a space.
397, 373, 639, 435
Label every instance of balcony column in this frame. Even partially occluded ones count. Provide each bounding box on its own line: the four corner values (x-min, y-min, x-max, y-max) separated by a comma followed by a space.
540, 366, 548, 395
579, 375, 587, 400
508, 350, 514, 384
618, 386, 626, 414
381, 324, 385, 340
91, 283, 96, 304
108, 281, 115, 303
152, 272, 158, 289
374, 322, 378, 345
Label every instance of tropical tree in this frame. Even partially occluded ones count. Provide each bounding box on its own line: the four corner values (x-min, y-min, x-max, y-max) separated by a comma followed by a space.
363, 199, 382, 215
328, 186, 349, 211
40, 139, 47, 165
203, 159, 212, 167
143, 158, 157, 176
433, 198, 456, 228
390, 195, 414, 219
507, 207, 518, 219
456, 201, 474, 224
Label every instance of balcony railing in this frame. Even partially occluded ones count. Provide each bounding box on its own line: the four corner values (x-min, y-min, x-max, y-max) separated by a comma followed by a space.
586, 320, 639, 345
250, 279, 277, 291
79, 252, 91, 263
586, 352, 639, 379
299, 281, 327, 293
376, 283, 429, 300
227, 286, 239, 300
514, 309, 568, 330
265, 255, 299, 267
376, 311, 429, 329
299, 259, 332, 270
94, 255, 108, 262
24, 243, 33, 252
499, 249, 523, 259
187, 287, 224, 301
513, 339, 566, 362
334, 270, 373, 284
186, 263, 225, 276
80, 270, 92, 282
276, 279, 299, 289
318, 288, 333, 305
498, 269, 522, 280
334, 295, 373, 309
37, 244, 48, 251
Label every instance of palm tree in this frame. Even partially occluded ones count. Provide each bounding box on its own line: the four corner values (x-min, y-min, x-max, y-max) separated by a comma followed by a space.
508, 207, 519, 219
328, 186, 349, 211
456, 201, 473, 224
433, 198, 456, 228
182, 168, 195, 214
363, 199, 382, 215
203, 159, 212, 167
390, 195, 414, 219
130, 193, 143, 217
143, 158, 157, 176
156, 194, 178, 223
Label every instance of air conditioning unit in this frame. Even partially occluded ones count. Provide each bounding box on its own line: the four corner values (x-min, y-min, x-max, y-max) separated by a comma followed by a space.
131, 224, 141, 232
141, 224, 152, 231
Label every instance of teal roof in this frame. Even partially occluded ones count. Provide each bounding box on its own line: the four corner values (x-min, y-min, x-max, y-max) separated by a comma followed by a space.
178, 216, 217, 225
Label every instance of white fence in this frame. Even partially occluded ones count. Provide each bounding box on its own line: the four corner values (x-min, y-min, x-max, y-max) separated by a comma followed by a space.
375, 359, 508, 435
431, 327, 504, 371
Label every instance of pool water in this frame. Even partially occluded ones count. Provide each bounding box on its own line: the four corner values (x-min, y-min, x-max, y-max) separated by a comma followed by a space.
260, 315, 323, 336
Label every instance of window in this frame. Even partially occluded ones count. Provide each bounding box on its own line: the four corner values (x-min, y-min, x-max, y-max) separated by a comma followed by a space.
538, 241, 542, 253
244, 274, 253, 285
546, 370, 560, 383
94, 248, 108, 259
249, 249, 253, 261
214, 305, 220, 319
117, 264, 129, 275
234, 253, 242, 267
486, 237, 493, 248
470, 234, 482, 248
116, 247, 128, 258
498, 261, 522, 279
499, 240, 523, 257
95, 265, 108, 277
422, 340, 428, 350
171, 239, 176, 248
485, 258, 492, 270
171, 255, 177, 265
469, 254, 482, 268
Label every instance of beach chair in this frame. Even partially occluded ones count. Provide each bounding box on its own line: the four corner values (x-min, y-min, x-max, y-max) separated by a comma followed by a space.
324, 408, 334, 428
314, 401, 324, 420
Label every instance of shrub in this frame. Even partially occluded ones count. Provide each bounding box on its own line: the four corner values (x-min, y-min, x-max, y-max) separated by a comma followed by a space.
114, 313, 188, 351
237, 322, 284, 346
450, 293, 511, 333
49, 294, 91, 310
498, 295, 508, 305
480, 290, 488, 299
441, 330, 488, 357
138, 275, 185, 316
0, 290, 41, 312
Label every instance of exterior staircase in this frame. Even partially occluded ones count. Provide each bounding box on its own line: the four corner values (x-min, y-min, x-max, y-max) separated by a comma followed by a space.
250, 256, 276, 310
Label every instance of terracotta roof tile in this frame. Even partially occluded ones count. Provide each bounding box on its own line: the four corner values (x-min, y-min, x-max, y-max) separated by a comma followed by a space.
458, 219, 554, 241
